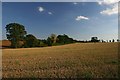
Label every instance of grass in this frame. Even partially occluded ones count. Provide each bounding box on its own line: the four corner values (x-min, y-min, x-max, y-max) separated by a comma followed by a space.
14, 60, 20, 65
2, 42, 119, 78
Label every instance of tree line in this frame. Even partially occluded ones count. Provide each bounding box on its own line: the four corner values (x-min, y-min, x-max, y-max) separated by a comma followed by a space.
5, 23, 119, 48
6, 23, 77, 48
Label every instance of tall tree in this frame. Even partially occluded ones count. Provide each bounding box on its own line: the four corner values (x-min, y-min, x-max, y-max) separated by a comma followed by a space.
112, 39, 115, 42
47, 37, 52, 46
6, 23, 27, 48
50, 34, 57, 44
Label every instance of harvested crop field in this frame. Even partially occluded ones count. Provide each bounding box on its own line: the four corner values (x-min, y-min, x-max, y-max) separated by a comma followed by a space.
2, 43, 119, 78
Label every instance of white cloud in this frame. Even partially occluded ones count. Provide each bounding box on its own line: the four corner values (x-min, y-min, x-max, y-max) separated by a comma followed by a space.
98, 0, 118, 16
73, 2, 78, 5
48, 12, 52, 15
38, 7, 44, 12
100, 4, 118, 15
38, 7, 53, 15
76, 16, 89, 21
98, 0, 119, 5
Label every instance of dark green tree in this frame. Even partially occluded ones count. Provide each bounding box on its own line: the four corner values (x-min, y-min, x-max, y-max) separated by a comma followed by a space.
39, 39, 48, 47
109, 40, 111, 42
101, 40, 104, 43
24, 34, 39, 48
57, 34, 68, 44
57, 34, 74, 44
6, 23, 27, 48
47, 37, 52, 46
112, 39, 115, 42
117, 39, 119, 42
91, 37, 100, 42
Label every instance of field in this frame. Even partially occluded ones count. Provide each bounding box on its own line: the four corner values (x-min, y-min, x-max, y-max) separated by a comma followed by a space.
2, 42, 119, 78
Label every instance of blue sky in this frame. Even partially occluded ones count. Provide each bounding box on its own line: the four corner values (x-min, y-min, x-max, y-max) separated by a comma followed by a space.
2, 2, 118, 41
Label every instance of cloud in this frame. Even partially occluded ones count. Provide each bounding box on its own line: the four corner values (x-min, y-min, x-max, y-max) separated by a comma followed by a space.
48, 12, 52, 15
76, 16, 89, 21
98, 0, 119, 5
38, 7, 53, 15
100, 4, 118, 15
98, 0, 118, 16
73, 2, 78, 5
38, 7, 44, 12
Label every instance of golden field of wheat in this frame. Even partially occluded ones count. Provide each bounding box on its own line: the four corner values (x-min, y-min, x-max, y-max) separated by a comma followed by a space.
2, 43, 119, 78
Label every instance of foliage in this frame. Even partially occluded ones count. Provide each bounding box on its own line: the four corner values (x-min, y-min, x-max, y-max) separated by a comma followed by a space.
109, 40, 111, 42
6, 23, 27, 48
50, 34, 58, 44
57, 34, 74, 44
39, 40, 48, 47
6, 23, 117, 49
117, 39, 119, 42
91, 37, 100, 42
47, 37, 52, 46
112, 39, 115, 42
24, 34, 39, 48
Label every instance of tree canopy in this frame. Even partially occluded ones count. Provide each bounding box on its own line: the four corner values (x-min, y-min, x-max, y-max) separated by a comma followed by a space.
6, 23, 27, 48
24, 34, 39, 48
91, 37, 100, 42
57, 34, 74, 44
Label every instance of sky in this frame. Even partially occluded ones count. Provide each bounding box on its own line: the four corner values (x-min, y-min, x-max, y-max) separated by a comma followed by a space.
2, 1, 118, 41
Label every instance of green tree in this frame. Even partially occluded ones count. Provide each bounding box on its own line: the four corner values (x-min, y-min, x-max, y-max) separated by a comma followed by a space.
109, 40, 112, 42
117, 39, 119, 42
109, 40, 111, 42
50, 34, 58, 44
57, 34, 74, 44
24, 34, 39, 48
40, 39, 48, 47
6, 23, 27, 48
47, 37, 52, 46
112, 39, 115, 42
46, 34, 58, 46
91, 37, 100, 42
